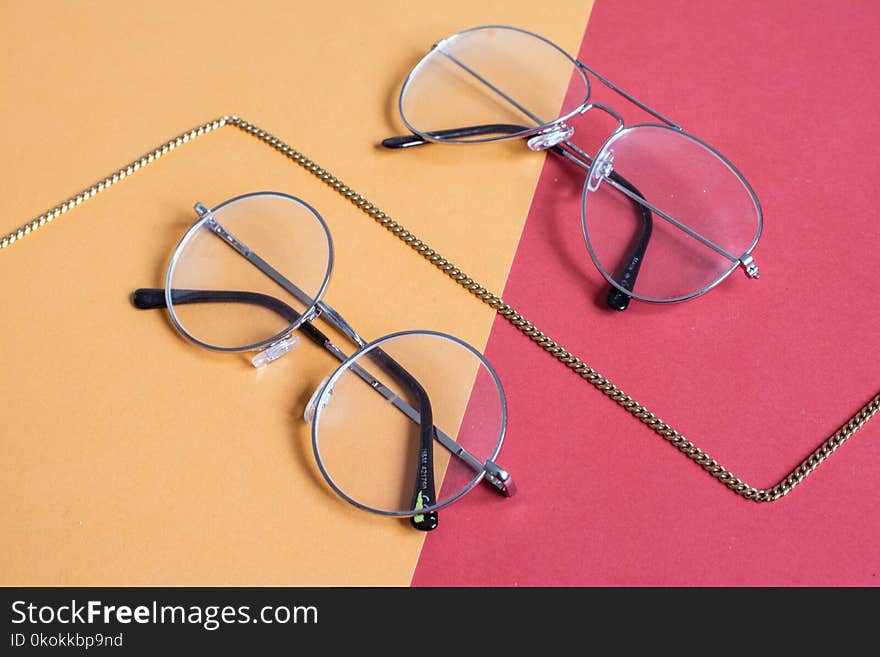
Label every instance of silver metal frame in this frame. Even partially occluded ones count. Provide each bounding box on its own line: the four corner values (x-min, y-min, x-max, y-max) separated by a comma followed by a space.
164, 191, 334, 352
394, 24, 764, 305
398, 24, 591, 145
160, 192, 513, 519
310, 329, 508, 517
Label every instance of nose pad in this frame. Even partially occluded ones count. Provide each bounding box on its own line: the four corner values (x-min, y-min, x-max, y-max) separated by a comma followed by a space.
251, 334, 300, 368
588, 148, 615, 192
527, 123, 574, 151
304, 376, 333, 424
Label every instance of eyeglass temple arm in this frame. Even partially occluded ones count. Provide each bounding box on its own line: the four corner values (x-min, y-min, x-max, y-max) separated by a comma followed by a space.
382, 124, 530, 148
362, 347, 440, 530
601, 172, 653, 311
132, 287, 338, 348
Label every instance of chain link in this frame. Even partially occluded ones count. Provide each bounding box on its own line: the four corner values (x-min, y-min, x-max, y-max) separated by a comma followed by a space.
4, 115, 878, 501
1, 118, 227, 250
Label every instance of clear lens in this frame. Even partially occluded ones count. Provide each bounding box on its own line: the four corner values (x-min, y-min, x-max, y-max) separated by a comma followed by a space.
166, 192, 332, 350
311, 331, 506, 516
399, 25, 589, 143
582, 125, 762, 301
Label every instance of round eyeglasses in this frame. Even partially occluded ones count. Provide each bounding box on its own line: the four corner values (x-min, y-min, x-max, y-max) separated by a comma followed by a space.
383, 24, 763, 309
132, 191, 515, 531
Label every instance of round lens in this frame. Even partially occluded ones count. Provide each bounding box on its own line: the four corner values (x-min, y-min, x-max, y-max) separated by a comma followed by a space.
166, 192, 333, 350
399, 25, 589, 143
581, 125, 762, 302
311, 331, 506, 516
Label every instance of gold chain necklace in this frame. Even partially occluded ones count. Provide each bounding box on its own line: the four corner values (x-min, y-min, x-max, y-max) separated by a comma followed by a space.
3, 115, 877, 501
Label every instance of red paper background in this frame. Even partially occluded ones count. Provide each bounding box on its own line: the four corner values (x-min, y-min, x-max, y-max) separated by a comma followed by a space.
414, 0, 880, 585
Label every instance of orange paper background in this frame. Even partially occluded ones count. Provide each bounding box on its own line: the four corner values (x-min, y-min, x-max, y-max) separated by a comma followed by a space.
0, 0, 593, 584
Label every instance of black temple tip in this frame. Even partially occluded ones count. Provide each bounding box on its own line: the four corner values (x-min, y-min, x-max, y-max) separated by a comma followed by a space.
410, 511, 439, 531
132, 288, 167, 310
606, 287, 631, 312
381, 135, 427, 149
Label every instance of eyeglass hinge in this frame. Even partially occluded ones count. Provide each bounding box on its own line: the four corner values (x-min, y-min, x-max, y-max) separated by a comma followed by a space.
196, 202, 252, 256
484, 460, 516, 497
739, 254, 760, 279
317, 301, 367, 348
